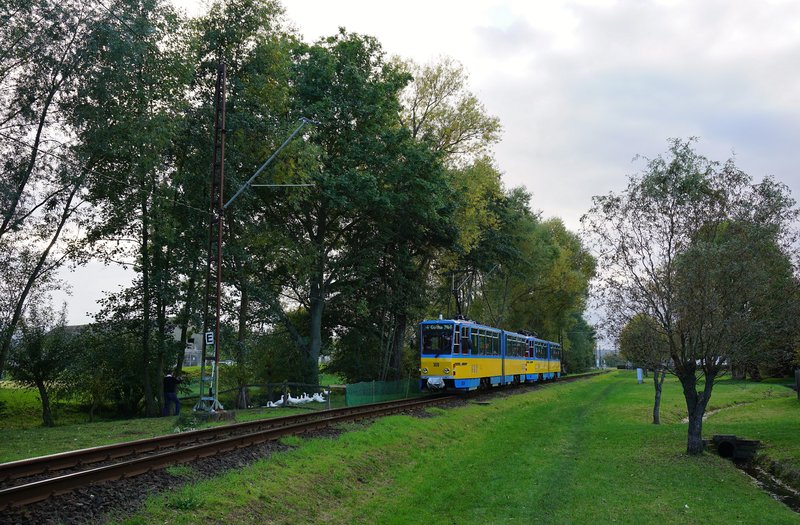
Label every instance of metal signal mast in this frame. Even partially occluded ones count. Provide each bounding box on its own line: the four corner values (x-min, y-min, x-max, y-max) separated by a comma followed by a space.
194, 63, 317, 413
195, 63, 228, 412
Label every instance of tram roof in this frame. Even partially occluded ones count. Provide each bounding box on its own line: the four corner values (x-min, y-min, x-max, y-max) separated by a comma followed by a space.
419, 318, 561, 346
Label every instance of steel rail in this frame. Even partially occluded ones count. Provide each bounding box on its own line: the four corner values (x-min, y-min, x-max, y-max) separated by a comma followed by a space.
0, 373, 606, 482
0, 396, 450, 483
0, 372, 607, 510
0, 395, 454, 510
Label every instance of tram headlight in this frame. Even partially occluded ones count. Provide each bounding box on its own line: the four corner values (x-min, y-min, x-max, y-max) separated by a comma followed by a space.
422, 367, 428, 374
443, 368, 450, 374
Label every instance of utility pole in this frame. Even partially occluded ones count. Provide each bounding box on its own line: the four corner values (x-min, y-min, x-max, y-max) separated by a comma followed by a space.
194, 62, 317, 413
195, 63, 227, 413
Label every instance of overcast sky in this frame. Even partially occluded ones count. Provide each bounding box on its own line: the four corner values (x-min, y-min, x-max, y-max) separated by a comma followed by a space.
281, 0, 800, 229
59, 0, 800, 324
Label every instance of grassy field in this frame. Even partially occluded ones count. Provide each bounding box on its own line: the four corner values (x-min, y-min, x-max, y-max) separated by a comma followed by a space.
110, 371, 799, 525
0, 387, 334, 463
0, 369, 346, 461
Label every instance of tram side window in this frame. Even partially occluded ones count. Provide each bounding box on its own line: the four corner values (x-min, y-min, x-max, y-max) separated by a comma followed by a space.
535, 341, 547, 359
462, 328, 471, 355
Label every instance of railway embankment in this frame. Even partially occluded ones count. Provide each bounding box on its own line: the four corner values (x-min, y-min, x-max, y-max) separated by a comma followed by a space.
123, 372, 800, 523
1, 371, 797, 524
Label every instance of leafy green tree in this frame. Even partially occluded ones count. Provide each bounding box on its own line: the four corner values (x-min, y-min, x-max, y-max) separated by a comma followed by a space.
0, 0, 99, 376
603, 351, 627, 368
674, 219, 799, 382
718, 227, 800, 380
619, 313, 670, 423
322, 124, 457, 382
245, 30, 454, 385
564, 313, 597, 374
66, 324, 135, 420
7, 303, 74, 426
70, 0, 191, 416
184, 0, 292, 404
462, 187, 595, 349
583, 138, 799, 454
250, 309, 313, 386
399, 56, 502, 168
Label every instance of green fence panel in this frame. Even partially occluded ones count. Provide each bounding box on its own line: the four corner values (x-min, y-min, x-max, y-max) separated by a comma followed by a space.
345, 378, 422, 406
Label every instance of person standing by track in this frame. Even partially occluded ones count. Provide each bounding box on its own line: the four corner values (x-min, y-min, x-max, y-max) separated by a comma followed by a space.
163, 371, 182, 416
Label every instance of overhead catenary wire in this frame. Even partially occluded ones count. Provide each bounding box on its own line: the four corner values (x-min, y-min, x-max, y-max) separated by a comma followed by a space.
223, 117, 317, 210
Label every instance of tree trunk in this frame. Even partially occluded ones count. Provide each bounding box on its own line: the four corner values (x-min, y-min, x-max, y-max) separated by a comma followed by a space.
747, 365, 762, 382
391, 313, 408, 380
652, 369, 666, 424
89, 397, 98, 423
679, 371, 714, 455
36, 380, 54, 427
686, 406, 704, 454
155, 237, 167, 415
141, 192, 156, 417
237, 387, 248, 409
0, 75, 62, 238
0, 178, 82, 376
308, 282, 323, 386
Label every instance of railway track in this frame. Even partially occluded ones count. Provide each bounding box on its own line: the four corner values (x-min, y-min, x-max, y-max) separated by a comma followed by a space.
0, 371, 606, 512
0, 395, 455, 510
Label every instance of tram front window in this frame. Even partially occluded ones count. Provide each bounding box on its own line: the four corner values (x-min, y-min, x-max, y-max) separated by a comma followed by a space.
421, 324, 454, 356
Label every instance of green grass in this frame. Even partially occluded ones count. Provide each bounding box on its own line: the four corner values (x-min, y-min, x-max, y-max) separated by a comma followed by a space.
165, 464, 195, 478
0, 396, 328, 463
0, 367, 346, 461
319, 372, 344, 385
0, 381, 99, 429
115, 371, 800, 524
705, 395, 800, 462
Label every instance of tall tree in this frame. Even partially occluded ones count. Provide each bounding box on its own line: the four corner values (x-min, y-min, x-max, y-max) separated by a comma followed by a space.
249, 30, 454, 384
463, 188, 595, 347
71, 0, 191, 416
0, 0, 99, 375
564, 313, 597, 374
583, 138, 798, 454
185, 0, 291, 404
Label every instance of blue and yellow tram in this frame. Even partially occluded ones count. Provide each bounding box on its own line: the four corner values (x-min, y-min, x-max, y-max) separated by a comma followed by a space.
526, 337, 561, 382
419, 318, 561, 391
